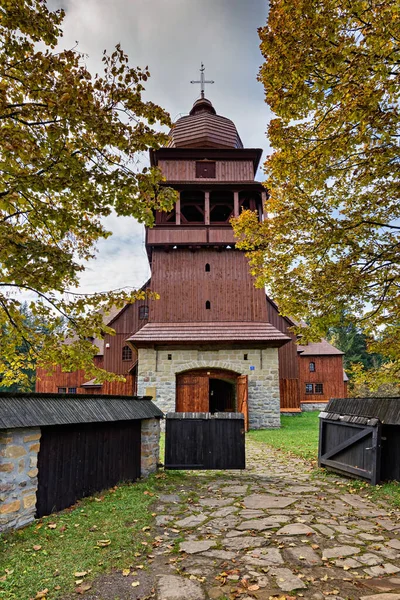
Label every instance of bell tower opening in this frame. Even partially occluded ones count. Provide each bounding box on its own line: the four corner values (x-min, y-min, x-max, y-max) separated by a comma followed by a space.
180, 189, 204, 224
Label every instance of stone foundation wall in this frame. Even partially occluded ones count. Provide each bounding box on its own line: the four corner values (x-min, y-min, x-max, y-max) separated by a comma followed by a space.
141, 418, 161, 477
301, 402, 328, 412
137, 346, 280, 429
0, 427, 41, 532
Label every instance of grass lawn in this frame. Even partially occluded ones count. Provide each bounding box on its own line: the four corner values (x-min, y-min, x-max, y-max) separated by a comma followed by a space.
249, 410, 400, 508
0, 472, 181, 600
248, 411, 320, 461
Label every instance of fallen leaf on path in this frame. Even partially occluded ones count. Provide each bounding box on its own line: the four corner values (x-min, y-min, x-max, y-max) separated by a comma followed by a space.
76, 584, 92, 594
131, 581, 140, 587
122, 569, 130, 577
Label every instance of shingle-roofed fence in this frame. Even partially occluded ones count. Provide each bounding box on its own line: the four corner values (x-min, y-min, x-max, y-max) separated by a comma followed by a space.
0, 393, 163, 532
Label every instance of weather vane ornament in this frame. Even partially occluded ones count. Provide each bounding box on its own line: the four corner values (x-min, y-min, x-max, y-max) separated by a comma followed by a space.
191, 63, 214, 99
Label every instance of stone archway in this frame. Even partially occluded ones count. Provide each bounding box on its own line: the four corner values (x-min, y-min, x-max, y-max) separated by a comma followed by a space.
175, 367, 248, 428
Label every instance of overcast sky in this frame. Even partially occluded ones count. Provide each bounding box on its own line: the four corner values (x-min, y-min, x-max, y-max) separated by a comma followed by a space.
54, 0, 271, 294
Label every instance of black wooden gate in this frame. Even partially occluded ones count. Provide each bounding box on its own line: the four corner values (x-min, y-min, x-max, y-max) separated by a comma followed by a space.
37, 420, 141, 517
165, 412, 245, 470
318, 414, 381, 484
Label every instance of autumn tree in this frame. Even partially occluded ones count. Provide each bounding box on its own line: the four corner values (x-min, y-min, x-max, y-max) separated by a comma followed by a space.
233, 0, 400, 383
0, 0, 177, 388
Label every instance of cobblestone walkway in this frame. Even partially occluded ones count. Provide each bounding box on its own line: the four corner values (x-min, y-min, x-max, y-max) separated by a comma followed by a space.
151, 439, 400, 600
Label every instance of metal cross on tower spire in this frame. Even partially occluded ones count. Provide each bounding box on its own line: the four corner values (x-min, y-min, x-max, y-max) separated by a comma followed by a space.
190, 63, 214, 99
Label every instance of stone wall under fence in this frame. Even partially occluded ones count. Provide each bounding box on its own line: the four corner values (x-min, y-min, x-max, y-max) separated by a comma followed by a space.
137, 345, 280, 429
301, 402, 328, 412
0, 427, 41, 532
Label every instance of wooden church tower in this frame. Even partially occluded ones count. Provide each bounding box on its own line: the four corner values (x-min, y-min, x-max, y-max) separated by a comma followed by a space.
36, 68, 347, 420
129, 73, 290, 428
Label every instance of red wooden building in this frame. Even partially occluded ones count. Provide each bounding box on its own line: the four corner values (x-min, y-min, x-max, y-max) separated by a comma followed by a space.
36, 93, 347, 426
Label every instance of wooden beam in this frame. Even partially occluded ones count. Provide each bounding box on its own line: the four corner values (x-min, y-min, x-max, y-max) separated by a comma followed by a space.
175, 191, 181, 225
204, 190, 210, 225
262, 191, 267, 220
234, 191, 239, 217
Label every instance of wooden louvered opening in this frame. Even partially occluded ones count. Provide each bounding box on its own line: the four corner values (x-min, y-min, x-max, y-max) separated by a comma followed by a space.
239, 190, 263, 220
180, 189, 204, 223
209, 190, 234, 223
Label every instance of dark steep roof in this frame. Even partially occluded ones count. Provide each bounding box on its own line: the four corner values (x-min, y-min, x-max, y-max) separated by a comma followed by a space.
128, 321, 291, 345
0, 392, 163, 429
325, 397, 400, 425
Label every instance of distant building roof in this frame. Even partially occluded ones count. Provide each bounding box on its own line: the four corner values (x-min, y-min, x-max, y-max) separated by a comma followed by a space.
128, 322, 291, 345
80, 379, 102, 387
0, 393, 163, 429
168, 97, 243, 149
297, 339, 344, 356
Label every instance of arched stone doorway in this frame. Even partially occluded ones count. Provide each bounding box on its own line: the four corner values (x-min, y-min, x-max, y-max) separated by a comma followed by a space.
176, 368, 248, 429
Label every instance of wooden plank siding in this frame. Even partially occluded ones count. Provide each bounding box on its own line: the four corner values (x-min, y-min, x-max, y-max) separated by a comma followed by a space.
36, 364, 136, 396
36, 301, 149, 395
299, 355, 346, 404
158, 159, 254, 182
149, 248, 269, 323
36, 420, 141, 516
103, 303, 148, 374
35, 356, 104, 393
266, 298, 300, 410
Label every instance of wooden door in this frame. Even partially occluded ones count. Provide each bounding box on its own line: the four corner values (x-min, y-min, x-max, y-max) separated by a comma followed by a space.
319, 419, 381, 485
236, 375, 249, 432
176, 374, 209, 412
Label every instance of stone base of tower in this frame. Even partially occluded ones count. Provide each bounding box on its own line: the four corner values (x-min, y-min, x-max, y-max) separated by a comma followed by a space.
137, 346, 280, 429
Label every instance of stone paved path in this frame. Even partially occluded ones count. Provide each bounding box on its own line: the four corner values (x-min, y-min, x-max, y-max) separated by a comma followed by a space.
151, 439, 400, 600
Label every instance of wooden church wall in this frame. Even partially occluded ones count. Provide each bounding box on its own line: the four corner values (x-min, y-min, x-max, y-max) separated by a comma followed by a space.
158, 160, 254, 182
266, 298, 300, 410
103, 303, 148, 375
299, 355, 346, 404
149, 248, 269, 323
36, 356, 104, 393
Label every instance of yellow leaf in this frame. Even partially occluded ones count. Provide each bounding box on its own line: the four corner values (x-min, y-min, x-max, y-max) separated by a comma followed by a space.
122, 569, 130, 577
131, 581, 140, 587
74, 571, 87, 577
36, 590, 48, 599
96, 539, 111, 547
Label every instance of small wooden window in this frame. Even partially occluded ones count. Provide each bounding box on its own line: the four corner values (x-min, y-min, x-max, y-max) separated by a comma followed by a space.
315, 383, 324, 394
205, 301, 211, 310
205, 263, 210, 272
309, 361, 315, 372
305, 383, 313, 394
244, 354, 248, 361
139, 305, 149, 320
196, 161, 216, 179
122, 345, 133, 361
168, 354, 172, 360
58, 387, 67, 394
68, 387, 77, 394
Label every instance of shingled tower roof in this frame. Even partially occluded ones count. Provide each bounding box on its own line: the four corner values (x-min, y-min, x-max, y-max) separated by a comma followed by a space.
168, 97, 243, 149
